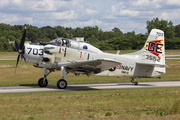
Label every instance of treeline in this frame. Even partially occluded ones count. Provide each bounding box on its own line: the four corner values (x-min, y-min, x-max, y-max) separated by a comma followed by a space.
0, 17, 180, 52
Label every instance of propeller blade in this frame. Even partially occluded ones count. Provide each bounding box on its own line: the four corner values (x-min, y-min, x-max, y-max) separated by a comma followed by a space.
14, 27, 27, 76
20, 27, 26, 49
21, 54, 26, 62
13, 41, 20, 51
14, 54, 20, 76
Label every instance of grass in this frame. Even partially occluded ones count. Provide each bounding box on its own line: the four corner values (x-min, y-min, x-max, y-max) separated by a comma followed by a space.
1, 50, 180, 119
0, 52, 17, 59
165, 50, 180, 55
1, 88, 180, 119
166, 56, 180, 58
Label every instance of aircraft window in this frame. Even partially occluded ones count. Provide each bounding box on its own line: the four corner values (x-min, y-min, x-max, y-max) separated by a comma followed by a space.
62, 40, 66, 47
66, 40, 69, 47
49, 38, 62, 46
83, 45, 88, 49
57, 40, 61, 46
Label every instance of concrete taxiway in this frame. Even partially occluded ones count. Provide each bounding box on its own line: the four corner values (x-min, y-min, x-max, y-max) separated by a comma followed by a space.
0, 81, 180, 94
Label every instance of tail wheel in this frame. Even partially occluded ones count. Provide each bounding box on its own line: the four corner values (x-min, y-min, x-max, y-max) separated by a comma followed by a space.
38, 78, 48, 87
131, 78, 138, 85
57, 79, 67, 89
134, 82, 138, 85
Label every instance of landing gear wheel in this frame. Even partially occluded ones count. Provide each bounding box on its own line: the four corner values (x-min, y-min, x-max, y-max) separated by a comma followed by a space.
131, 78, 138, 85
57, 79, 67, 89
38, 78, 48, 87
134, 82, 138, 85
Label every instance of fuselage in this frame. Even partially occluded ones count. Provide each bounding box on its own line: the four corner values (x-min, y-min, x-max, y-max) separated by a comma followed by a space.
23, 42, 165, 78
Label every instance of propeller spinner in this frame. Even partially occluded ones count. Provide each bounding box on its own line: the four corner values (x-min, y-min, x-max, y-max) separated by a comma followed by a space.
13, 27, 27, 76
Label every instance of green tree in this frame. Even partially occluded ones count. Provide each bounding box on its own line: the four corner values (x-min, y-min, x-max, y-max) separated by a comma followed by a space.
0, 37, 7, 43
0, 22, 179, 51
8, 35, 16, 41
175, 24, 180, 38
146, 17, 175, 39
87, 35, 99, 47
0, 43, 3, 51
2, 42, 9, 51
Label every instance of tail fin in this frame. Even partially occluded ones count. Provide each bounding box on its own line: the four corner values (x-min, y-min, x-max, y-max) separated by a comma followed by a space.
131, 29, 166, 77
134, 28, 165, 65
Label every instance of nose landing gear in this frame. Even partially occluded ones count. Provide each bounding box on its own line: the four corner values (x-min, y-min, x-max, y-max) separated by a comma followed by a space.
38, 68, 53, 87
38, 78, 48, 87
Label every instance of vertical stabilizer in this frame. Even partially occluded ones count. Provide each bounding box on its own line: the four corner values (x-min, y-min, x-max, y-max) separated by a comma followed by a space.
134, 28, 165, 65
132, 29, 166, 77
144, 29, 165, 64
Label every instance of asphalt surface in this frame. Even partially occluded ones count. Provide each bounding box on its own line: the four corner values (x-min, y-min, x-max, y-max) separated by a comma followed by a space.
0, 81, 180, 94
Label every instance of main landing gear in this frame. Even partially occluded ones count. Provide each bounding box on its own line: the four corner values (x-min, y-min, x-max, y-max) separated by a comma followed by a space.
131, 78, 138, 85
57, 79, 67, 89
38, 66, 68, 89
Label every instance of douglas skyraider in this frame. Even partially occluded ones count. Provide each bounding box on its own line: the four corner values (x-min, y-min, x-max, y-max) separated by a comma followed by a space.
14, 28, 167, 89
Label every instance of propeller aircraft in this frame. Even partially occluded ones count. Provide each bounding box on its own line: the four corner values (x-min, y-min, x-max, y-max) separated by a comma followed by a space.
13, 27, 166, 89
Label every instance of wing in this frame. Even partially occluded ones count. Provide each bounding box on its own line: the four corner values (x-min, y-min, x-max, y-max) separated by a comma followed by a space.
56, 58, 121, 74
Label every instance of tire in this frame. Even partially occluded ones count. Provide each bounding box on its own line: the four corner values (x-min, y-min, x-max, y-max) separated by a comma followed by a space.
134, 82, 138, 85
57, 79, 67, 89
38, 78, 48, 87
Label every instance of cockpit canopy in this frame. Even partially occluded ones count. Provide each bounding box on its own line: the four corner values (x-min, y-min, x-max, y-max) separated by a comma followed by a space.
49, 38, 103, 53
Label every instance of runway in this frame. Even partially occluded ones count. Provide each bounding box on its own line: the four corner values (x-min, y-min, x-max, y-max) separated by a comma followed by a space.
0, 81, 180, 94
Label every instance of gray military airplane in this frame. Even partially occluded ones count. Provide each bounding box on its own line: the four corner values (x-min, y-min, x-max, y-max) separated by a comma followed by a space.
13, 28, 166, 89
